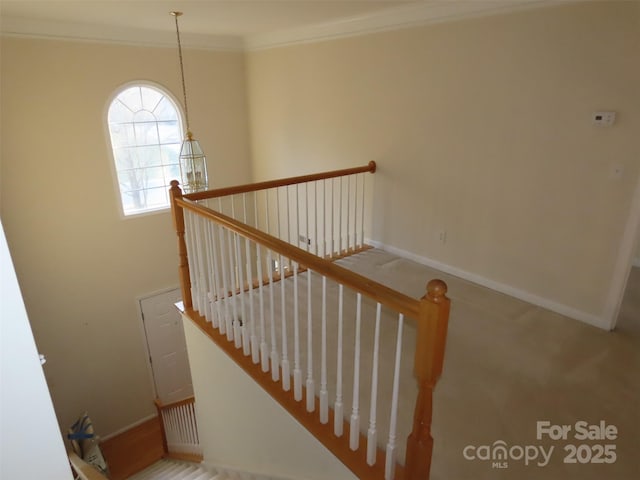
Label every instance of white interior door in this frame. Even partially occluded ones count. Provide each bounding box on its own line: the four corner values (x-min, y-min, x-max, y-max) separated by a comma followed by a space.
140, 288, 194, 404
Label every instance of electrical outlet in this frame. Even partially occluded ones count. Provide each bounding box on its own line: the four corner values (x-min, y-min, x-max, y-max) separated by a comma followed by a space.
298, 234, 311, 246
592, 111, 616, 127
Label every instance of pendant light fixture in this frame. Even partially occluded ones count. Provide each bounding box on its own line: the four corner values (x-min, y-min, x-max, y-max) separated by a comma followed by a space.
171, 11, 208, 193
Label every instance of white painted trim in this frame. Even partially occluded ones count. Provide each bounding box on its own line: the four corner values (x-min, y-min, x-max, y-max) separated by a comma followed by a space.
0, 16, 244, 51
245, 0, 565, 50
101, 413, 158, 442
366, 239, 606, 329
602, 172, 640, 330
1, 1, 576, 52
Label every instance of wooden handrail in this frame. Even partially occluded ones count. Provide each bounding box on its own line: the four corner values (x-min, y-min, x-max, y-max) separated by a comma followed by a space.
174, 196, 420, 319
405, 280, 450, 479
169, 163, 452, 479
68, 451, 109, 480
183, 161, 376, 201
186, 308, 405, 480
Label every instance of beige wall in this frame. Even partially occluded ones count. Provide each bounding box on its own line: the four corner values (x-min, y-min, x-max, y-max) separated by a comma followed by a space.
0, 37, 252, 436
183, 317, 357, 480
246, 1, 640, 325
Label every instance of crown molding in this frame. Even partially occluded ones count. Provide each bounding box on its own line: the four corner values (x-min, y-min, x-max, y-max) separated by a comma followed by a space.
0, 16, 245, 51
244, 0, 567, 51
1, 1, 578, 52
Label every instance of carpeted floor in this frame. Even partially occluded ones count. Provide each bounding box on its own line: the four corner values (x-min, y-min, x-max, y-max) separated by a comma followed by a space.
216, 248, 638, 479
334, 250, 640, 480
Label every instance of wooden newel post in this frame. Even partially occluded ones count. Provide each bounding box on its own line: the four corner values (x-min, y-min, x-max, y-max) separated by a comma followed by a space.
405, 279, 450, 479
169, 180, 192, 311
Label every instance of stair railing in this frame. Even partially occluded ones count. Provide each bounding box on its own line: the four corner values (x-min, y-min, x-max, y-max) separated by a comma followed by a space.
155, 396, 203, 462
169, 163, 450, 480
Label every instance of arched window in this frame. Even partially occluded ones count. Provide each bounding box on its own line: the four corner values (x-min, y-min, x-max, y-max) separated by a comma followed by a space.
107, 83, 183, 216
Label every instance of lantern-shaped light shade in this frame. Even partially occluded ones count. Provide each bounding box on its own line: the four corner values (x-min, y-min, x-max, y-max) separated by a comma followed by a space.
179, 131, 208, 193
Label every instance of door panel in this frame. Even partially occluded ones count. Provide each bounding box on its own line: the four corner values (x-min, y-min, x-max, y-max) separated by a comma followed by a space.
140, 289, 193, 404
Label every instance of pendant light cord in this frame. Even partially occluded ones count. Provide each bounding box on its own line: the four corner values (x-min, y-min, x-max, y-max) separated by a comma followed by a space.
172, 12, 190, 134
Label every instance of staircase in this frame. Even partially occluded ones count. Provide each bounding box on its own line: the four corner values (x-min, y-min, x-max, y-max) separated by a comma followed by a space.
128, 459, 279, 480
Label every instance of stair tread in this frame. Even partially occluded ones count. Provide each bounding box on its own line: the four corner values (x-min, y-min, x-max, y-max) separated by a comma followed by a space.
126, 458, 279, 480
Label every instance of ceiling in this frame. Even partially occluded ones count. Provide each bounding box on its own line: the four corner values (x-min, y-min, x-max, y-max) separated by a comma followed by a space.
0, 0, 552, 49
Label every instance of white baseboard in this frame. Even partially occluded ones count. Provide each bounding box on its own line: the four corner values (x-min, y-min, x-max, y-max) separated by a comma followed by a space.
101, 413, 158, 441
366, 239, 606, 330
633, 257, 640, 268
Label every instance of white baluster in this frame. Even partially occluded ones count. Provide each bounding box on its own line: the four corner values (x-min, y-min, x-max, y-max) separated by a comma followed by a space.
240, 194, 255, 359
323, 180, 327, 257
334, 284, 344, 437
231, 201, 243, 349
314, 182, 319, 256
280, 254, 290, 391
361, 173, 366, 249
293, 262, 302, 401
385, 314, 404, 480
346, 176, 350, 253
350, 293, 362, 451
339, 177, 343, 255
319, 275, 328, 424
256, 244, 268, 372
184, 211, 197, 311
286, 186, 291, 244
216, 205, 229, 336
304, 182, 310, 252
202, 219, 214, 323
306, 269, 315, 412
367, 303, 382, 466
330, 179, 335, 258
298, 184, 305, 252
208, 223, 220, 328
196, 216, 209, 315
265, 192, 279, 380
224, 228, 238, 341
353, 174, 359, 249
251, 193, 262, 363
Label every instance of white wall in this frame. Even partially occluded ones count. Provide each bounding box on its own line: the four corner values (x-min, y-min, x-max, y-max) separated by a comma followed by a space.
246, 1, 640, 329
0, 37, 253, 437
183, 316, 358, 480
1, 221, 73, 480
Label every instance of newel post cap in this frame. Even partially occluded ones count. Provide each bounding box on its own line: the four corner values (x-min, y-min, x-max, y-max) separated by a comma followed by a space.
426, 279, 448, 303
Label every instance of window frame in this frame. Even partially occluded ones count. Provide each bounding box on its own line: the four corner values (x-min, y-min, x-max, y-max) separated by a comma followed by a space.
105, 81, 185, 218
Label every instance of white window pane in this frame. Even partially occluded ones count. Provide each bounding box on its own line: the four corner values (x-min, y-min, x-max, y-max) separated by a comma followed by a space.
118, 87, 143, 112
108, 100, 134, 124
154, 96, 179, 121
134, 110, 156, 123
141, 87, 163, 112
134, 122, 160, 146
163, 164, 181, 183
113, 148, 136, 171
135, 145, 162, 168
160, 144, 180, 165
145, 187, 169, 208
158, 121, 181, 144
121, 189, 148, 213
109, 123, 136, 148
144, 166, 166, 188
118, 169, 147, 193
108, 83, 183, 216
